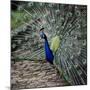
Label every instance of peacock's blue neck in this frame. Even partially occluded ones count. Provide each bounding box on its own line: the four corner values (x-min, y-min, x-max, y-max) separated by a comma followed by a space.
44, 38, 54, 64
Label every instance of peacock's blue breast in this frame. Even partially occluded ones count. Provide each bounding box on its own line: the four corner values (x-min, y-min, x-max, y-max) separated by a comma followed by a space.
44, 39, 54, 64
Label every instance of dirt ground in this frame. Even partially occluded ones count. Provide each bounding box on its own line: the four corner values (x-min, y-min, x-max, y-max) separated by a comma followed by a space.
11, 60, 69, 90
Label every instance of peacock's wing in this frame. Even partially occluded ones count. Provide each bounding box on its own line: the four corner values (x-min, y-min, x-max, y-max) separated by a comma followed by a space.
50, 35, 60, 53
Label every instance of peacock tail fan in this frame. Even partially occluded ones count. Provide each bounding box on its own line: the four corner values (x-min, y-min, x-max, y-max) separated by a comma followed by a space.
11, 1, 87, 86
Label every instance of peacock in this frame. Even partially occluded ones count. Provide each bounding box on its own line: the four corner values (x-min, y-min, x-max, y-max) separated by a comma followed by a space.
11, 1, 87, 86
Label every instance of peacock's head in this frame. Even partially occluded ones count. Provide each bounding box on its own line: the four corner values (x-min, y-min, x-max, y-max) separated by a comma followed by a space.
39, 28, 47, 39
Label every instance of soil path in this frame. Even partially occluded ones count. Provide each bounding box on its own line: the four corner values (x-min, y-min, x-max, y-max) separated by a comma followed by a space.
11, 60, 68, 90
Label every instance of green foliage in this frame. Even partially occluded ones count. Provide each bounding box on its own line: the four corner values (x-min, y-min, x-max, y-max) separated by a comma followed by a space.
11, 10, 31, 30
